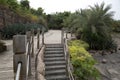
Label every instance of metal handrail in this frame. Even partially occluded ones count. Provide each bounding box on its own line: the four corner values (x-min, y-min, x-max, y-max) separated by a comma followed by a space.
26, 54, 30, 77
15, 63, 22, 80
63, 38, 74, 80
26, 37, 32, 77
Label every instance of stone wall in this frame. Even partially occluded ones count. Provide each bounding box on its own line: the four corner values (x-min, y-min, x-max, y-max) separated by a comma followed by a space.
0, 6, 32, 29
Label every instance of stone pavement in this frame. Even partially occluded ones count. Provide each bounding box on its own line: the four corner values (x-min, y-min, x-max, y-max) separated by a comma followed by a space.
0, 40, 14, 80
44, 30, 62, 44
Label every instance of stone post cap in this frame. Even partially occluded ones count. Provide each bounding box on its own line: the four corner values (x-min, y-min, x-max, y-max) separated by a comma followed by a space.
13, 35, 27, 54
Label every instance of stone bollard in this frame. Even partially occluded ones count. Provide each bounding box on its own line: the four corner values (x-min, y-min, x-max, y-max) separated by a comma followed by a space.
13, 35, 27, 80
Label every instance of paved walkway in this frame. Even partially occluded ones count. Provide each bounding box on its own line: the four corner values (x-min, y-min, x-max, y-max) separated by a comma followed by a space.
0, 30, 62, 80
44, 30, 62, 44
0, 40, 14, 80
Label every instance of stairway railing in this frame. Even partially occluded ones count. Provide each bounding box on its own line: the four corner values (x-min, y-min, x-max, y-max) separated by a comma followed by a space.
13, 28, 45, 80
13, 34, 32, 80
35, 28, 45, 80
62, 29, 75, 80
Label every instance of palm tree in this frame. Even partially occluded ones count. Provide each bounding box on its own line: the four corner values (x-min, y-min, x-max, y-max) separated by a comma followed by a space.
81, 2, 116, 50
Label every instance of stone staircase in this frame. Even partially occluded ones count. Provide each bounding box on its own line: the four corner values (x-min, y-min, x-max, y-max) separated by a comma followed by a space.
44, 44, 68, 80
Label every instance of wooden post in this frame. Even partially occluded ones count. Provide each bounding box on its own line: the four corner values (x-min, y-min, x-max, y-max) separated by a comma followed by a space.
13, 35, 27, 80
0, 32, 1, 39
26, 31, 31, 42
42, 28, 44, 45
31, 29, 34, 57
61, 29, 64, 44
66, 30, 68, 39
3, 10, 6, 27
71, 30, 72, 37
37, 28, 40, 49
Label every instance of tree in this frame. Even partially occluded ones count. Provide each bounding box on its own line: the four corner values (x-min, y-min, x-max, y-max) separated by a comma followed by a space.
63, 2, 116, 50
36, 7, 44, 16
81, 2, 115, 50
47, 12, 71, 29
20, 0, 30, 10
7, 0, 19, 10
0, 0, 8, 6
112, 20, 120, 32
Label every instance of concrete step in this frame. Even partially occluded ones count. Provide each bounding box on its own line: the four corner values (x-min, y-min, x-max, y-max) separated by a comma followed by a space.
45, 65, 66, 71
45, 48, 63, 51
45, 61, 66, 66
44, 54, 64, 58
45, 69, 66, 76
44, 44, 68, 80
44, 57, 65, 61
46, 44, 63, 48
45, 51, 64, 54
46, 74, 68, 80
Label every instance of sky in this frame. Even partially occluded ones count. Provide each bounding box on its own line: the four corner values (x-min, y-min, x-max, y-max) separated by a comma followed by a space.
18, 0, 120, 20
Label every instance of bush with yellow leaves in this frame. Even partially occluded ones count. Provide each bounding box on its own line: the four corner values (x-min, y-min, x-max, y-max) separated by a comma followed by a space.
68, 40, 100, 80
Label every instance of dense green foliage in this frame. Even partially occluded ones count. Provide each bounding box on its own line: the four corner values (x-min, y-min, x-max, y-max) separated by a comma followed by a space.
63, 2, 117, 50
68, 40, 100, 80
47, 12, 71, 29
0, 0, 48, 39
68, 40, 89, 50
0, 0, 47, 24
0, 23, 45, 39
112, 20, 120, 32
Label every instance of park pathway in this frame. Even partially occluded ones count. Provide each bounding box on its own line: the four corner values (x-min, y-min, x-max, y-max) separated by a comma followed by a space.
44, 30, 62, 44
0, 40, 14, 80
0, 30, 62, 80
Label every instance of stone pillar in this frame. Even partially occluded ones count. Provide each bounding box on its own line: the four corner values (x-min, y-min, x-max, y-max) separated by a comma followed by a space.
13, 35, 27, 80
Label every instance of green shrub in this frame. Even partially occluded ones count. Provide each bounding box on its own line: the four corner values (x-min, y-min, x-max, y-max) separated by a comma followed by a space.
68, 40, 100, 80
0, 23, 46, 39
68, 40, 89, 50
82, 29, 117, 50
